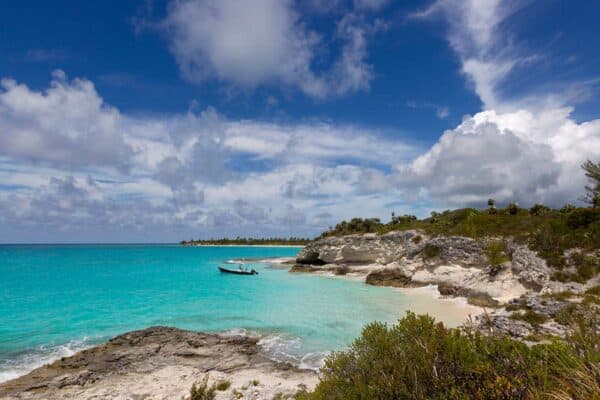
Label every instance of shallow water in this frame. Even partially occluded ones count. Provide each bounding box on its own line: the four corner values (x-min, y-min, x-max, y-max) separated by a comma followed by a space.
0, 244, 477, 382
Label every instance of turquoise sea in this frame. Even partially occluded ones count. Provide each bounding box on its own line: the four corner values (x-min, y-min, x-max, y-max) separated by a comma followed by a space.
0, 244, 475, 382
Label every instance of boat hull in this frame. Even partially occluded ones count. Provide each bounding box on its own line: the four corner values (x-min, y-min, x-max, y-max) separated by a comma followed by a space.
218, 266, 258, 275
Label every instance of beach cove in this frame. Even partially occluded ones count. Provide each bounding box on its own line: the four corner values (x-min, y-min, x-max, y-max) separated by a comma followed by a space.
0, 244, 481, 392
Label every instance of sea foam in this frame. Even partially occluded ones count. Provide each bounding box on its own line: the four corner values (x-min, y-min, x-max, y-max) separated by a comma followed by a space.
0, 338, 92, 383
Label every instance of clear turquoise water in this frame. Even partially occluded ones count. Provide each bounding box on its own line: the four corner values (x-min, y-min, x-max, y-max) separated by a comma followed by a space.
0, 244, 472, 382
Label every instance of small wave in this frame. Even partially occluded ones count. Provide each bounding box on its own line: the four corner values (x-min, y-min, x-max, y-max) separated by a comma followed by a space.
220, 327, 260, 338
258, 334, 327, 371
0, 338, 93, 384
299, 351, 329, 371
258, 334, 302, 365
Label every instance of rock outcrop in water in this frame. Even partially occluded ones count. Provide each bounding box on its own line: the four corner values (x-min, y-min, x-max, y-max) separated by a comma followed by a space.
294, 230, 600, 338
0, 327, 316, 400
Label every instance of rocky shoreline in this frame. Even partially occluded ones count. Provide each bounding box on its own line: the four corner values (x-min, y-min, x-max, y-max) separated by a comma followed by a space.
3, 231, 597, 399
0, 327, 317, 400
292, 230, 600, 340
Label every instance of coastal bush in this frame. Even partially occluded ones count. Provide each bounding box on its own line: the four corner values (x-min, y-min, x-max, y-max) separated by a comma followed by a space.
297, 312, 600, 400
506, 202, 520, 215
510, 309, 549, 327
319, 218, 384, 237
484, 240, 509, 266
550, 253, 600, 283
567, 208, 600, 229
586, 285, 600, 296
583, 295, 600, 305
215, 380, 231, 391
543, 291, 575, 301
530, 204, 551, 216
420, 244, 440, 260
570, 253, 600, 282
190, 375, 216, 400
560, 203, 577, 213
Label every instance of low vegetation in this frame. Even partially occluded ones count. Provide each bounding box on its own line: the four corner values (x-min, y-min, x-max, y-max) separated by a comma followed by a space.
180, 237, 310, 246
510, 309, 549, 327
317, 161, 600, 283
297, 312, 600, 400
420, 244, 440, 260
586, 285, 600, 296
543, 291, 576, 301
215, 379, 231, 391
318, 206, 600, 283
484, 240, 510, 266
189, 375, 216, 400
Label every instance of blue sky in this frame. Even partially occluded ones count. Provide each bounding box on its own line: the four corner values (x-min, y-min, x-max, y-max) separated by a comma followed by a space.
1, 0, 600, 242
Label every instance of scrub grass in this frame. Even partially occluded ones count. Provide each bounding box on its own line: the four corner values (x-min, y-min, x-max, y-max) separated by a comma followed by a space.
296, 311, 600, 400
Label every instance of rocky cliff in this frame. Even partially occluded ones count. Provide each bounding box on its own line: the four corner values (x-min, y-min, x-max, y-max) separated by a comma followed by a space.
295, 230, 599, 338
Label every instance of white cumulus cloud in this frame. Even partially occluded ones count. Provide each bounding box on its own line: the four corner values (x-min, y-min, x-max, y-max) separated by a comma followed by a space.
161, 0, 382, 98
399, 108, 600, 207
0, 70, 134, 172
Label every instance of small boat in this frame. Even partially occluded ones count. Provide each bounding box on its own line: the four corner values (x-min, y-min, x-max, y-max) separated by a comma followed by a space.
218, 265, 258, 275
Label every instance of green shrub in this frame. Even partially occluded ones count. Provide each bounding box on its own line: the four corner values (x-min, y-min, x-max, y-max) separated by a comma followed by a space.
484, 240, 509, 266
571, 254, 600, 283
298, 312, 599, 400
506, 203, 520, 215
411, 235, 422, 244
511, 310, 549, 327
560, 204, 577, 213
585, 285, 600, 296
567, 208, 600, 229
420, 244, 440, 260
583, 295, 600, 305
215, 380, 231, 391
190, 375, 216, 400
530, 204, 551, 216
552, 270, 572, 283
506, 303, 526, 312
543, 291, 575, 301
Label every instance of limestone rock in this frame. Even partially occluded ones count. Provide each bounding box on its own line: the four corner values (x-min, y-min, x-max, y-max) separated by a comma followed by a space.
366, 268, 426, 288
297, 231, 557, 304
0, 327, 317, 400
